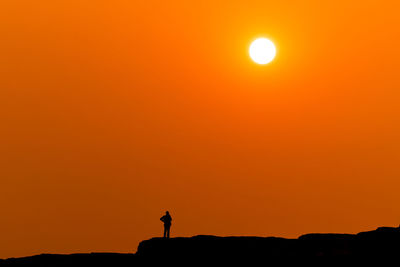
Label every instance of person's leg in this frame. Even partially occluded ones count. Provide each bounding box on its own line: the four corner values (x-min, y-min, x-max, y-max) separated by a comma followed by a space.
163, 226, 167, 238
167, 226, 170, 238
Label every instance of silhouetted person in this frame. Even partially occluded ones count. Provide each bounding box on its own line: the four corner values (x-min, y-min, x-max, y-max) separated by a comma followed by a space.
160, 211, 172, 238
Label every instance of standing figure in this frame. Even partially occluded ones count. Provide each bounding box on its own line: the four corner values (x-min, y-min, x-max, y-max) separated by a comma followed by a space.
160, 211, 172, 238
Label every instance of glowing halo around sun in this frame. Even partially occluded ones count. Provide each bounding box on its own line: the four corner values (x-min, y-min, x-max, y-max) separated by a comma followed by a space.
249, 38, 276, 65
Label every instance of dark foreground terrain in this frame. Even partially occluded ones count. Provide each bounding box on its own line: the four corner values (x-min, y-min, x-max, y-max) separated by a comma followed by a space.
1, 227, 400, 265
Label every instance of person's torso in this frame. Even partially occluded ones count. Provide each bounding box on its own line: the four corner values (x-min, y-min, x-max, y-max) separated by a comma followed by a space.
164, 215, 172, 225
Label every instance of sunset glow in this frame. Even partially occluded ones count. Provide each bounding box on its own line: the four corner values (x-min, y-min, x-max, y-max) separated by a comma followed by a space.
1, 0, 400, 259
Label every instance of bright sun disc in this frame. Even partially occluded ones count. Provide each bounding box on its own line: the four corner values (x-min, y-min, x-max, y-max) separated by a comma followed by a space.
249, 38, 276, 64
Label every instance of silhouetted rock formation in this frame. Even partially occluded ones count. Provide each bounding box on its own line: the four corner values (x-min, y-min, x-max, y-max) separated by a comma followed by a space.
0, 253, 136, 267
137, 227, 400, 263
2, 227, 400, 265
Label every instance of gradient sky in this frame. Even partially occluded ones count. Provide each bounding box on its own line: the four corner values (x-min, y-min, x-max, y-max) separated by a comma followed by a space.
1, 0, 400, 258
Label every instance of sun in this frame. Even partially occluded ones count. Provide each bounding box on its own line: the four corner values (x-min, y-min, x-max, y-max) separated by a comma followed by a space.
249, 38, 276, 65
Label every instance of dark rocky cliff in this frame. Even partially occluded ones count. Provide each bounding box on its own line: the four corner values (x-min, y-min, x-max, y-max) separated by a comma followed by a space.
137, 227, 400, 264
2, 227, 400, 265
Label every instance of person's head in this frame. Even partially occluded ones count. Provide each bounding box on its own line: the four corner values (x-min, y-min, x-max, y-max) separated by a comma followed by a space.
166, 211, 169, 215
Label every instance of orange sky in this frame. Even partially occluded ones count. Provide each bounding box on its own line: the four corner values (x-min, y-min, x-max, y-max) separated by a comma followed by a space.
1, 0, 400, 258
